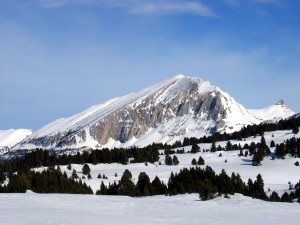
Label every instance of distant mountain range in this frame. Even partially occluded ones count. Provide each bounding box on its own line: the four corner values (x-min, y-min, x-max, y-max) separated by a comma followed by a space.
1, 75, 295, 154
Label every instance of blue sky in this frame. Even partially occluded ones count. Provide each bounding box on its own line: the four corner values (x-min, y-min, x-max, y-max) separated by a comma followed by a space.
0, 0, 299, 130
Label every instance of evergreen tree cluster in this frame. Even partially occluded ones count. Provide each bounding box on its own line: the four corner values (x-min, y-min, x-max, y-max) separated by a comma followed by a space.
191, 156, 205, 165
96, 166, 292, 203
275, 137, 300, 159
0, 146, 161, 178
283, 180, 300, 203
165, 155, 179, 165
96, 170, 167, 196
252, 136, 271, 166
127, 145, 160, 163
0, 167, 93, 194
169, 116, 300, 149
164, 148, 185, 155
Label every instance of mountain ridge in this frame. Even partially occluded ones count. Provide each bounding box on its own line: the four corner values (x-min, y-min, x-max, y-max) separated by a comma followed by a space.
10, 75, 295, 152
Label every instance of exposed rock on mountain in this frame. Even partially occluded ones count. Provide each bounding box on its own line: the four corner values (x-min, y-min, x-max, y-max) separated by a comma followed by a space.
12, 75, 295, 151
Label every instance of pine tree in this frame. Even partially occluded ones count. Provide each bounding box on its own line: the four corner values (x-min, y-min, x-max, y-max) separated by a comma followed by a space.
82, 164, 91, 175
96, 181, 107, 195
67, 164, 72, 170
252, 147, 265, 166
137, 172, 153, 196
281, 192, 292, 202
152, 176, 167, 195
276, 143, 286, 158
253, 174, 268, 200
118, 169, 138, 196
270, 140, 275, 148
210, 142, 217, 152
191, 158, 197, 165
239, 149, 243, 156
269, 191, 280, 202
165, 155, 173, 165
71, 169, 78, 179
172, 156, 179, 165
197, 156, 205, 165
260, 135, 271, 154
293, 126, 299, 134
199, 179, 218, 201
226, 141, 233, 151
0, 168, 5, 183
231, 173, 244, 194
247, 178, 254, 197
191, 144, 200, 153
217, 169, 234, 195
249, 142, 256, 155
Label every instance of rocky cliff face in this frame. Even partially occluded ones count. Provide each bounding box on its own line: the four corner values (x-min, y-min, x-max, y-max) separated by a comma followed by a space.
12, 75, 295, 151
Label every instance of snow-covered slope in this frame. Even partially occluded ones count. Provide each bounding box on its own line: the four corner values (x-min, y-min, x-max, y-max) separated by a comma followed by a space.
0, 129, 32, 154
1, 193, 299, 225
12, 75, 295, 152
249, 100, 294, 122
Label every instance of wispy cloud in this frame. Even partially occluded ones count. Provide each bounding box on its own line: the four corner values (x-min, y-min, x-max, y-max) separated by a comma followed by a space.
250, 0, 281, 3
36, 0, 215, 16
37, 0, 97, 7
225, 0, 281, 7
127, 1, 214, 16
224, 0, 240, 7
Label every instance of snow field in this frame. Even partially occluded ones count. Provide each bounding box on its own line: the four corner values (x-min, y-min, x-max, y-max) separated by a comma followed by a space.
0, 193, 299, 225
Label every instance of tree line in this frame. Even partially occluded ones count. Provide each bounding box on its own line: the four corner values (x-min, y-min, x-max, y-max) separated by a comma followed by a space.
0, 145, 161, 178
96, 166, 299, 203
170, 116, 300, 148
0, 166, 93, 194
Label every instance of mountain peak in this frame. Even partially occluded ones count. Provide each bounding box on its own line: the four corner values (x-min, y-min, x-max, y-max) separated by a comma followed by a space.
275, 100, 285, 106
172, 74, 186, 79
10, 75, 295, 152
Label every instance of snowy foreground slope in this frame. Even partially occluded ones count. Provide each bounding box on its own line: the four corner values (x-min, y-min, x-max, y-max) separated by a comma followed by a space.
0, 193, 299, 225
12, 74, 294, 152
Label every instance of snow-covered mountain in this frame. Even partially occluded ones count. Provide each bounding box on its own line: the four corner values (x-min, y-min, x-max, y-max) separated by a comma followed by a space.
0, 129, 33, 154
12, 75, 295, 151
249, 100, 294, 123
